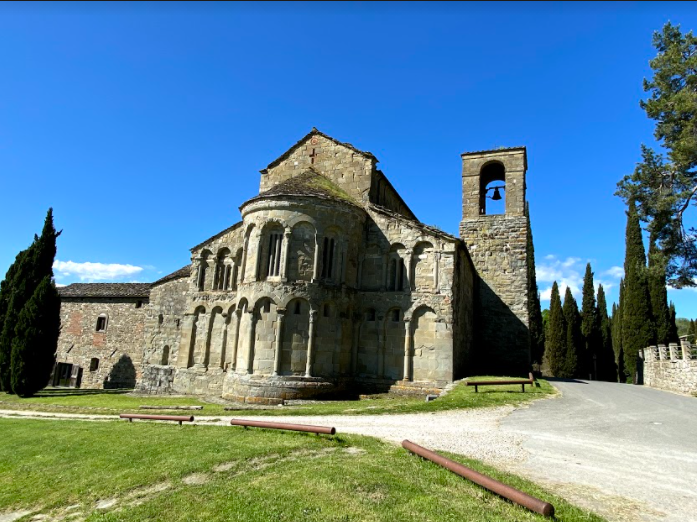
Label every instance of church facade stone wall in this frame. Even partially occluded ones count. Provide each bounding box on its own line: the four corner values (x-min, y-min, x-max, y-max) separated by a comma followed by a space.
55, 129, 531, 401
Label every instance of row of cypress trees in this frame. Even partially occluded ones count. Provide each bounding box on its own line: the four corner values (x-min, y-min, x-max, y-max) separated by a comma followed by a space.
0, 209, 61, 397
611, 200, 679, 383
543, 267, 618, 380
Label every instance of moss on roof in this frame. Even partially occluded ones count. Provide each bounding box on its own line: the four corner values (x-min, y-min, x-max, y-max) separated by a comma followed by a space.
243, 169, 359, 208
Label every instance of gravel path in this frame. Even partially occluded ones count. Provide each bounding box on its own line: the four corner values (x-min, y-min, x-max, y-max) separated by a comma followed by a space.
0, 405, 528, 465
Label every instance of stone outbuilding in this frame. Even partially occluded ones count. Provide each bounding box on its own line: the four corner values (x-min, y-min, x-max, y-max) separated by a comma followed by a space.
56, 128, 531, 403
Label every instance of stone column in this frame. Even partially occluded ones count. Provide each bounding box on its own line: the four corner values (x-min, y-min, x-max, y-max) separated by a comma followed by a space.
305, 310, 318, 377
193, 313, 211, 368
669, 343, 679, 361
357, 255, 364, 289
403, 318, 412, 381
230, 308, 242, 370
246, 309, 256, 374
216, 313, 229, 369
434, 251, 441, 293
251, 232, 261, 282
351, 321, 360, 375
340, 239, 349, 285
177, 314, 196, 368
405, 253, 413, 291
377, 317, 384, 377
658, 344, 667, 361
273, 309, 286, 376
281, 230, 292, 282
194, 257, 204, 290
312, 233, 320, 282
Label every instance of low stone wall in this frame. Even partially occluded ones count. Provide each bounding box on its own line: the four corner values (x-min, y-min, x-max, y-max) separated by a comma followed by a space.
642, 342, 697, 396
171, 367, 226, 396
137, 365, 176, 395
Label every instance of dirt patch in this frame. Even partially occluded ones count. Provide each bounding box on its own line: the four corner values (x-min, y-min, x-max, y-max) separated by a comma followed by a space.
212, 461, 239, 473
0, 510, 33, 522
182, 473, 210, 486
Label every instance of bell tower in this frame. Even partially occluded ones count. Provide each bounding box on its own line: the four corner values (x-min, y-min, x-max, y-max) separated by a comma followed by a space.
459, 147, 530, 375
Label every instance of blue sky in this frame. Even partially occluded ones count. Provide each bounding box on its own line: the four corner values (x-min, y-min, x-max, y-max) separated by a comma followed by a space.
1, 1, 696, 317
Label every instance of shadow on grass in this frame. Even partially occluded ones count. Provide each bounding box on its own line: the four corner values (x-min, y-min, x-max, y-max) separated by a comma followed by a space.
36, 388, 134, 398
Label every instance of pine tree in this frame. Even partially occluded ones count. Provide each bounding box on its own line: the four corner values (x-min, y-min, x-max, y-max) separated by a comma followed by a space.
10, 277, 61, 397
563, 287, 582, 378
526, 204, 545, 367
580, 263, 598, 378
622, 200, 655, 383
545, 282, 566, 377
596, 285, 618, 382
648, 237, 671, 345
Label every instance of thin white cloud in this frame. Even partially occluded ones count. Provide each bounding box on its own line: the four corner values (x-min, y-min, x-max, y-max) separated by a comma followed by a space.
53, 260, 144, 282
538, 255, 617, 304
603, 266, 624, 279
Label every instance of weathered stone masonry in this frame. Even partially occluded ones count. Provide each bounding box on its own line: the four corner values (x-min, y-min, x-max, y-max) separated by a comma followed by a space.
56, 128, 532, 401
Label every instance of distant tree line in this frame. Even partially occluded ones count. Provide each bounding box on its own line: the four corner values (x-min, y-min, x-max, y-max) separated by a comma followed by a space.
0, 209, 61, 397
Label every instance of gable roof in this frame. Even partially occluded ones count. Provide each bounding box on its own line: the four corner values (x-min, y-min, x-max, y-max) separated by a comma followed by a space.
261, 128, 377, 174
190, 222, 243, 253
241, 168, 362, 209
152, 265, 191, 287
58, 283, 151, 299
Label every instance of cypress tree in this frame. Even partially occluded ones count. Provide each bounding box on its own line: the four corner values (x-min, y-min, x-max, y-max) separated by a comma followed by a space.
526, 203, 545, 367
10, 277, 61, 397
691, 318, 697, 341
580, 263, 598, 378
0, 249, 30, 391
563, 287, 582, 378
545, 282, 566, 377
622, 200, 655, 383
0, 209, 60, 393
648, 237, 671, 345
596, 285, 618, 382
668, 303, 679, 343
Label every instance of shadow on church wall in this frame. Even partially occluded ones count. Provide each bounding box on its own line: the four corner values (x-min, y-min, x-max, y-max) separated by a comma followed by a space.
471, 278, 530, 377
104, 354, 137, 389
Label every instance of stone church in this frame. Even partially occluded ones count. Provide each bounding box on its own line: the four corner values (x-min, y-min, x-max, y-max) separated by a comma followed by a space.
55, 129, 530, 403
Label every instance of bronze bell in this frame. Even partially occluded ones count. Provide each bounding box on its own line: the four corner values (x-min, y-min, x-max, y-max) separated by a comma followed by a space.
491, 187, 502, 201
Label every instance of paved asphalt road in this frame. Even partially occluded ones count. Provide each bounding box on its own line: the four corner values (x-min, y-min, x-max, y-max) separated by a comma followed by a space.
501, 380, 697, 522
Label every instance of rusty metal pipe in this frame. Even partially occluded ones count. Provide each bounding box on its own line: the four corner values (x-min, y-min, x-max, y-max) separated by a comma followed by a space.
120, 413, 194, 425
402, 440, 554, 517
230, 418, 336, 435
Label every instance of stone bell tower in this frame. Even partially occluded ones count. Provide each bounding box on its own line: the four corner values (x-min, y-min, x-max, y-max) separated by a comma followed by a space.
459, 147, 530, 375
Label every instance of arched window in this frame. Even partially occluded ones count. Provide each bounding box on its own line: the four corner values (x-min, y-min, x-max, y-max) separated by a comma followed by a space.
259, 224, 284, 280
388, 244, 407, 291
479, 162, 506, 216
197, 251, 212, 291
96, 314, 107, 332
321, 228, 343, 284
322, 236, 336, 280
214, 248, 232, 290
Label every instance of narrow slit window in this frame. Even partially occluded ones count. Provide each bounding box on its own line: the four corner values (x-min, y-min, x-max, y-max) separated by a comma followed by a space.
96, 316, 107, 332
294, 301, 301, 315
391, 309, 400, 322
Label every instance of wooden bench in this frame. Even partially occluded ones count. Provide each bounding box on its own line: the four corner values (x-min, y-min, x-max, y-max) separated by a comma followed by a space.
466, 373, 535, 393
120, 413, 194, 425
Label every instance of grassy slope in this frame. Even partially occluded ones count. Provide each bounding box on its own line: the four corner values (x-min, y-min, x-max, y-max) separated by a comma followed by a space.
0, 418, 604, 522
0, 378, 556, 417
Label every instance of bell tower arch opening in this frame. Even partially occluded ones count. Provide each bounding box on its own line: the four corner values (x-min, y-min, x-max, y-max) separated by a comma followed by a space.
479, 161, 506, 216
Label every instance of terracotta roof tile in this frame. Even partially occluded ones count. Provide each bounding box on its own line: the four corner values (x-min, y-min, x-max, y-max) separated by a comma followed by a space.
58, 283, 151, 299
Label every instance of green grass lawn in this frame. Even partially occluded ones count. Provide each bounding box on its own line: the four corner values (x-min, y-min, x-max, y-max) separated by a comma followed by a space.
0, 418, 604, 522
0, 378, 556, 417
